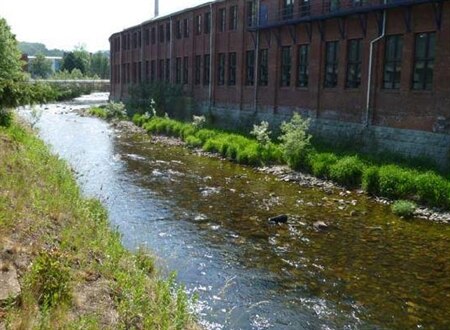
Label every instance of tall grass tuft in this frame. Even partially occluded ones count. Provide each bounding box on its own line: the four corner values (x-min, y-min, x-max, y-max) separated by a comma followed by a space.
328, 156, 364, 187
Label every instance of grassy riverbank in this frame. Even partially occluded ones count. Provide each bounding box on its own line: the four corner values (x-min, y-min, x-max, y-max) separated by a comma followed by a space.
130, 114, 450, 210
0, 120, 198, 329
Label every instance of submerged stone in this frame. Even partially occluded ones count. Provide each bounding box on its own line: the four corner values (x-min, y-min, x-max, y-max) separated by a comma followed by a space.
268, 214, 288, 224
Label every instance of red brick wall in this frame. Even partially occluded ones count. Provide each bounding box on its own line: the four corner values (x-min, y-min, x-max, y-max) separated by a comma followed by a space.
110, 0, 450, 133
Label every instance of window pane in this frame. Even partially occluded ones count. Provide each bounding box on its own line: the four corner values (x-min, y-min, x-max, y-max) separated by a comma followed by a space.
415, 33, 428, 59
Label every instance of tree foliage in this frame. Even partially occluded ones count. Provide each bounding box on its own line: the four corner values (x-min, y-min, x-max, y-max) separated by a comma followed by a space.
61, 48, 109, 79
0, 17, 57, 126
0, 17, 29, 110
29, 53, 53, 79
89, 51, 110, 79
19, 41, 63, 57
61, 47, 90, 74
279, 113, 312, 169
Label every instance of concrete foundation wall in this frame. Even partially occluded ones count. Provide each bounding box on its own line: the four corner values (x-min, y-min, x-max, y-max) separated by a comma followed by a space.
194, 102, 450, 169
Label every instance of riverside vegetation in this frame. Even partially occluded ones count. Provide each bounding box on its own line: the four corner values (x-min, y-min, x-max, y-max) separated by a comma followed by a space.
0, 118, 198, 329
105, 107, 450, 212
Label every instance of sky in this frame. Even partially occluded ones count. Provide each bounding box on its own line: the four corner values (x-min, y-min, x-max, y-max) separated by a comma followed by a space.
0, 0, 210, 52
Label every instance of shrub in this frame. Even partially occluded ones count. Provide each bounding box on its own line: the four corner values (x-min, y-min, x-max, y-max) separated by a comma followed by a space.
192, 115, 206, 129
195, 129, 217, 143
260, 143, 283, 164
378, 165, 417, 199
132, 113, 143, 126
179, 125, 196, 139
250, 121, 272, 149
0, 108, 13, 127
236, 144, 260, 165
328, 156, 364, 186
362, 166, 380, 195
308, 152, 338, 178
202, 137, 223, 153
391, 200, 416, 218
185, 135, 202, 147
27, 251, 72, 309
105, 102, 127, 119
279, 113, 311, 169
88, 107, 108, 119
414, 172, 450, 208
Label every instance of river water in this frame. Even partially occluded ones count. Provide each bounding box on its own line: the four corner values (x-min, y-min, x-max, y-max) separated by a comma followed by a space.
23, 94, 450, 329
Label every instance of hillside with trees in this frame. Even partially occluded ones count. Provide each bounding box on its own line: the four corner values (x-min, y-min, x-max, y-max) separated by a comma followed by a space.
18, 41, 64, 56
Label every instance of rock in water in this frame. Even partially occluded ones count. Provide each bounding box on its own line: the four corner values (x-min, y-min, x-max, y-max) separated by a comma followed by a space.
313, 221, 329, 231
268, 214, 288, 224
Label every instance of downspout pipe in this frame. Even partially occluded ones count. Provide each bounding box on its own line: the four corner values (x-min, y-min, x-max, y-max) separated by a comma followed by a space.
365, 6, 386, 127
254, 0, 260, 114
170, 16, 173, 83
209, 3, 214, 109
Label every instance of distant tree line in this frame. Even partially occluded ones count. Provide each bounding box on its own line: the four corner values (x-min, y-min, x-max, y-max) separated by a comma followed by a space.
19, 41, 64, 57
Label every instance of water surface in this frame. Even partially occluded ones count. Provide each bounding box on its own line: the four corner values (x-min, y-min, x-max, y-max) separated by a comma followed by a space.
25, 94, 450, 329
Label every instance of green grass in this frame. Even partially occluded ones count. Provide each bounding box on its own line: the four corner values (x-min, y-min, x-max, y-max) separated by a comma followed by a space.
328, 156, 364, 187
132, 114, 450, 210
0, 120, 198, 329
87, 107, 107, 119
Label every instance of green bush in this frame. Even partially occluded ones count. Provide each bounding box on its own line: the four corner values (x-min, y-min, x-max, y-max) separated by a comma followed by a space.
0, 108, 13, 127
132, 113, 144, 126
378, 165, 417, 199
391, 200, 416, 218
250, 121, 272, 149
308, 152, 338, 178
279, 113, 311, 169
105, 102, 126, 119
185, 135, 202, 147
195, 129, 217, 143
27, 251, 72, 309
328, 156, 364, 186
180, 125, 196, 139
260, 143, 283, 164
414, 172, 450, 207
362, 166, 380, 195
88, 107, 107, 119
236, 144, 260, 165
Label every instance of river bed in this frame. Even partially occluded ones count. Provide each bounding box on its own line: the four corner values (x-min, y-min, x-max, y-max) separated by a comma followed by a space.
21, 94, 450, 329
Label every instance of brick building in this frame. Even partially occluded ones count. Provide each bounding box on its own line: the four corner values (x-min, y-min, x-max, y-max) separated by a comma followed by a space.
110, 0, 450, 167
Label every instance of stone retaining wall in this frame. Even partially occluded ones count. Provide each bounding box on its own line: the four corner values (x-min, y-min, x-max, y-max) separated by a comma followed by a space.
193, 103, 450, 170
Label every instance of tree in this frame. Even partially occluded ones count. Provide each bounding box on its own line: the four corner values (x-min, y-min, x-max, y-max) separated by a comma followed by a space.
89, 51, 110, 79
30, 53, 52, 79
73, 47, 90, 75
61, 47, 90, 75
0, 17, 29, 110
61, 52, 77, 73
0, 17, 54, 126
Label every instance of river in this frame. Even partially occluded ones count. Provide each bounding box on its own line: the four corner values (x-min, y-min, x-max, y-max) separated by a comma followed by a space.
22, 94, 450, 329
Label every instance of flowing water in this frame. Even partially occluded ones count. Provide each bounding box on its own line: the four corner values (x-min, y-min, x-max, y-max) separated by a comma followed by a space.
23, 94, 450, 329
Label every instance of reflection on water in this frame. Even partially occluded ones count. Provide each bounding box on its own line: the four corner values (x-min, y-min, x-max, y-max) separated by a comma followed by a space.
26, 94, 450, 329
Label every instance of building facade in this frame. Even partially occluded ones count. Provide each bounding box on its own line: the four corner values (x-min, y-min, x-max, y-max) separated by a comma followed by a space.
110, 0, 450, 167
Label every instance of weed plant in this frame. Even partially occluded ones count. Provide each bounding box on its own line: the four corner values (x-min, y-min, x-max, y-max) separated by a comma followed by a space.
391, 200, 417, 218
